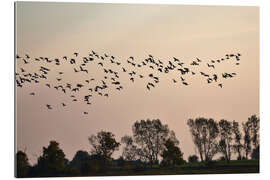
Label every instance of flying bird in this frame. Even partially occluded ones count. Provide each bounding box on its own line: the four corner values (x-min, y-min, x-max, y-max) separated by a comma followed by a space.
182, 82, 188, 86
46, 104, 52, 110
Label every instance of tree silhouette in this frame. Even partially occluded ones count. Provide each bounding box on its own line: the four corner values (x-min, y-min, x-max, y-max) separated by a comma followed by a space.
36, 140, 66, 177
131, 119, 178, 166
242, 115, 260, 159
16, 150, 30, 177
69, 150, 90, 175
218, 119, 233, 163
188, 155, 199, 163
247, 115, 260, 150
242, 122, 252, 159
88, 131, 120, 161
232, 121, 243, 160
161, 139, 185, 167
251, 146, 259, 160
121, 135, 138, 161
187, 118, 219, 162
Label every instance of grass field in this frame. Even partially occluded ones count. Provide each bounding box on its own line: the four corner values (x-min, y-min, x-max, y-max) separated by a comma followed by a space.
88, 159, 259, 176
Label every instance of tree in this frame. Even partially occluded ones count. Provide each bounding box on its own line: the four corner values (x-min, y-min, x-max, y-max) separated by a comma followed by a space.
121, 135, 138, 161
188, 155, 198, 163
251, 146, 259, 159
247, 115, 260, 149
161, 139, 185, 166
242, 115, 260, 160
88, 131, 120, 161
218, 119, 233, 163
232, 121, 243, 160
16, 150, 30, 177
242, 122, 252, 159
187, 118, 219, 162
131, 119, 178, 166
69, 150, 90, 175
36, 140, 66, 177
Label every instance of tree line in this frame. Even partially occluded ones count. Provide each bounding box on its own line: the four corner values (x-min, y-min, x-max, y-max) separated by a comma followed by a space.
16, 115, 259, 177
187, 115, 259, 163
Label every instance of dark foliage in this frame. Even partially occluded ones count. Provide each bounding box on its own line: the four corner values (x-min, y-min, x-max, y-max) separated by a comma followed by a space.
251, 146, 259, 160
161, 139, 185, 167
16, 151, 30, 178
33, 141, 66, 177
15, 115, 259, 177
188, 155, 199, 163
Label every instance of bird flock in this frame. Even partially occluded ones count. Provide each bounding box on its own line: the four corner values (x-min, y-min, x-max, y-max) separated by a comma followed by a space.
16, 51, 241, 115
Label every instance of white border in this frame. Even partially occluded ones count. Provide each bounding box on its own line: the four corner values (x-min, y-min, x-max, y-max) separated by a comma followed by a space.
1, 0, 269, 179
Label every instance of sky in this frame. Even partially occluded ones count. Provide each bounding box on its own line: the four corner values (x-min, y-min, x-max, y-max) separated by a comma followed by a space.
15, 2, 259, 164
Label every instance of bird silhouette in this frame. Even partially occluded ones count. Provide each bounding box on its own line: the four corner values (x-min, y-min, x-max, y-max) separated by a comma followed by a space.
213, 74, 218, 82
16, 51, 241, 111
182, 82, 188, 86
70, 59, 76, 64
46, 104, 52, 110
23, 59, 28, 64
207, 63, 215, 68
98, 62, 103, 66
148, 82, 155, 87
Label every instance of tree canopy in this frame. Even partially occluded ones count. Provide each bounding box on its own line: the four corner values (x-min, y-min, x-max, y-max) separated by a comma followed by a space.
161, 139, 185, 166
36, 140, 66, 177
121, 119, 180, 166
187, 117, 219, 162
88, 130, 120, 160
218, 119, 233, 163
16, 150, 30, 178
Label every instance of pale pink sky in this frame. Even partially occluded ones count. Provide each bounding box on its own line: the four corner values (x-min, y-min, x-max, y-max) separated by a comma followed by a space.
15, 2, 259, 164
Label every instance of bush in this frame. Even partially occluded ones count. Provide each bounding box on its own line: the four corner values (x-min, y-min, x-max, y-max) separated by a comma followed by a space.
188, 155, 199, 163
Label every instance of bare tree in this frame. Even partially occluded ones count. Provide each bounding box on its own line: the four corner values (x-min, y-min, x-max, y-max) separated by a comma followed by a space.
242, 122, 251, 159
187, 118, 219, 162
242, 115, 260, 159
121, 135, 138, 161
123, 119, 178, 166
232, 120, 243, 160
248, 115, 260, 149
218, 119, 233, 163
